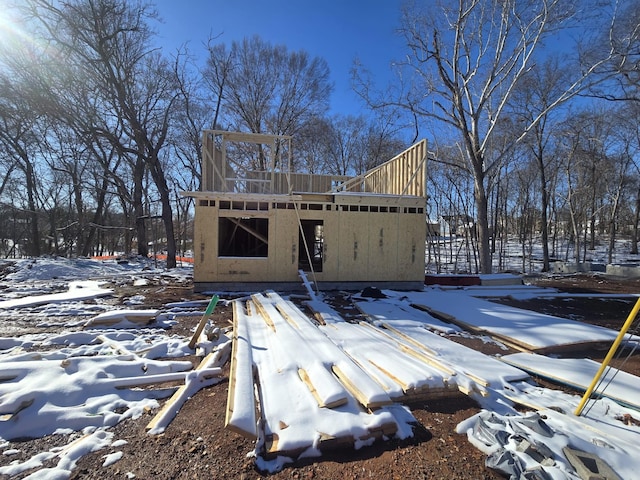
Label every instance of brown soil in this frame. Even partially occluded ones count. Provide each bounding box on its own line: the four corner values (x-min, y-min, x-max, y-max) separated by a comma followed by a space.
2, 273, 640, 480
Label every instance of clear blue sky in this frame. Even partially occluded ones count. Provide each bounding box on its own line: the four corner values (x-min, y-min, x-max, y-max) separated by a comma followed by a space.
153, 0, 406, 117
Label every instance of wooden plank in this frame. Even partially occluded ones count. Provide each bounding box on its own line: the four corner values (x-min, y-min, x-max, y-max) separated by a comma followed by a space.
106, 369, 221, 389
252, 293, 349, 408
188, 295, 219, 349
298, 367, 348, 409
146, 350, 224, 432
501, 352, 640, 411
407, 290, 620, 352
244, 294, 409, 459
265, 292, 396, 408
250, 294, 277, 331
330, 365, 391, 409
355, 308, 528, 387
298, 270, 317, 300
84, 310, 157, 328
225, 300, 258, 439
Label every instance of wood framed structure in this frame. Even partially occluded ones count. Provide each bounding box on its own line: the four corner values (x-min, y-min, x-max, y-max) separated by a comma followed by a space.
186, 130, 429, 291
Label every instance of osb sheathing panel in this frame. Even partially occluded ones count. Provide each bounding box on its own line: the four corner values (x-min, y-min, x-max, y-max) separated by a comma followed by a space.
193, 196, 425, 285
272, 208, 300, 282
367, 214, 399, 281
217, 257, 271, 282
396, 212, 425, 281
337, 211, 371, 282
194, 204, 218, 281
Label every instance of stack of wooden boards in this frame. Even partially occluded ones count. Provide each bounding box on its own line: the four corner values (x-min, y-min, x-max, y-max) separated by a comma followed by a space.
224, 291, 528, 459
403, 289, 622, 352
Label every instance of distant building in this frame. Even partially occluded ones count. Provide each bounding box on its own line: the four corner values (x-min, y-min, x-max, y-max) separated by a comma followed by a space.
441, 214, 475, 236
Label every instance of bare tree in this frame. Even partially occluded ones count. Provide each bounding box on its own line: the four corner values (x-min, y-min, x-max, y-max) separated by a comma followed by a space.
294, 116, 334, 174
0, 76, 43, 256
26, 0, 182, 267
587, 0, 640, 102
204, 36, 332, 169
509, 57, 570, 271
355, 0, 616, 273
557, 109, 617, 263
325, 115, 367, 176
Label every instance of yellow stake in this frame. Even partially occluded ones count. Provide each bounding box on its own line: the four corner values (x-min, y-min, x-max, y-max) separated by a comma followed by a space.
574, 296, 640, 416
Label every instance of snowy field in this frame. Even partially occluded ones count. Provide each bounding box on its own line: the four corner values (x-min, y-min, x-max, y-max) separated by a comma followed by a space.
426, 235, 640, 274
0, 257, 226, 478
0, 256, 639, 478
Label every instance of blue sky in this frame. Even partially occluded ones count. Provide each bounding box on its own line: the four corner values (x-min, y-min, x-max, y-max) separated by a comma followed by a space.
153, 0, 406, 117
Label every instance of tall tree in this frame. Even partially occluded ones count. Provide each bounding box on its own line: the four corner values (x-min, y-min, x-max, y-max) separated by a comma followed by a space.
0, 76, 43, 256
27, 0, 181, 267
204, 36, 332, 169
355, 0, 616, 273
509, 58, 569, 271
587, 0, 640, 102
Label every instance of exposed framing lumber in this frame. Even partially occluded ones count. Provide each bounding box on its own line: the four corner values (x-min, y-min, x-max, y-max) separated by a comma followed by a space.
146, 350, 226, 432
188, 295, 219, 350
225, 300, 258, 439
334, 139, 429, 197
226, 217, 268, 244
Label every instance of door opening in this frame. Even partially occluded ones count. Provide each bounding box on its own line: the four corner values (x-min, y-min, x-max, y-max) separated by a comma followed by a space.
299, 220, 323, 272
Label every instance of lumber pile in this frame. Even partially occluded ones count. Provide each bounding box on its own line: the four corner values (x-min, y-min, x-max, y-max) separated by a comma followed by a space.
402, 289, 621, 353
225, 291, 466, 459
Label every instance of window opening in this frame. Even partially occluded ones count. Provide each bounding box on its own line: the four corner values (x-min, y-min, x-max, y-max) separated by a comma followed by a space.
218, 217, 268, 257
298, 220, 323, 272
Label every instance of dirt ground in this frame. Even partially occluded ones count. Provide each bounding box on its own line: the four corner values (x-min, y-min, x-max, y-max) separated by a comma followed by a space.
3, 272, 640, 479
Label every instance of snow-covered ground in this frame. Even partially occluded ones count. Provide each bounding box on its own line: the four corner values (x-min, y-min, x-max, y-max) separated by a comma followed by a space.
0, 257, 225, 478
426, 235, 640, 274
0, 256, 639, 479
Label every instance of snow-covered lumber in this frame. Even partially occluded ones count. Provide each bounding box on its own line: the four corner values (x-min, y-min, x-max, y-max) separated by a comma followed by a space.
259, 292, 393, 408
405, 289, 621, 351
146, 345, 229, 434
501, 352, 640, 411
251, 292, 349, 408
102, 369, 222, 389
225, 300, 258, 439
308, 296, 460, 401
236, 295, 406, 458
84, 310, 158, 328
366, 318, 528, 388
355, 297, 460, 334
0, 281, 112, 310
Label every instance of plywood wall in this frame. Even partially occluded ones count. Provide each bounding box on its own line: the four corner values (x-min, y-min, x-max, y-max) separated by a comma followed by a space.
193, 194, 425, 286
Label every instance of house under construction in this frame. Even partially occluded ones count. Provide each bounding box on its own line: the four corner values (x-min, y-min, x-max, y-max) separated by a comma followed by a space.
186, 130, 429, 292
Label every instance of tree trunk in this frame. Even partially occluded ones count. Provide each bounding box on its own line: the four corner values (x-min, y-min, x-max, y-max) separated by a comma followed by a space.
148, 160, 176, 268
133, 157, 148, 257
81, 172, 110, 257
631, 187, 640, 255
537, 155, 551, 272
473, 174, 492, 274
24, 160, 41, 257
